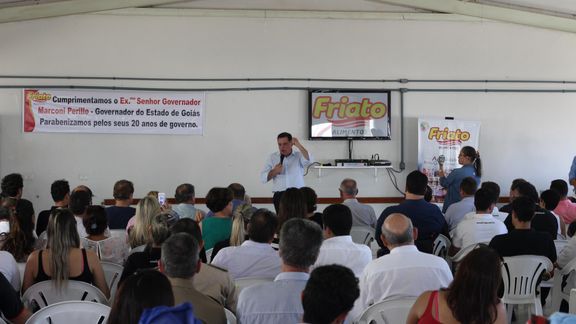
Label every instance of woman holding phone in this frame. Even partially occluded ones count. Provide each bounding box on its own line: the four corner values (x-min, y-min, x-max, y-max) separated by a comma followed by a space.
438, 146, 481, 213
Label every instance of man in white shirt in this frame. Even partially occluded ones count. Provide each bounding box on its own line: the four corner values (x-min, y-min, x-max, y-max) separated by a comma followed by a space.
211, 209, 281, 280
311, 204, 372, 277
451, 188, 507, 253
445, 176, 477, 230
340, 178, 377, 228
260, 132, 313, 212
237, 218, 323, 324
350, 213, 452, 321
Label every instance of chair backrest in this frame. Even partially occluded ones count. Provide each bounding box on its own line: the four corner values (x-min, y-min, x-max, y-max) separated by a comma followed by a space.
357, 297, 417, 324
234, 277, 274, 293
205, 248, 214, 264
99, 261, 123, 302
25, 300, 111, 324
350, 226, 375, 246
433, 234, 451, 259
22, 280, 109, 311
225, 308, 237, 324
501, 255, 553, 304
451, 242, 485, 263
554, 240, 568, 255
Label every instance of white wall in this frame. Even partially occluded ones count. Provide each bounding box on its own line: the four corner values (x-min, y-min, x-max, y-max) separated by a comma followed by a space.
1, 11, 575, 211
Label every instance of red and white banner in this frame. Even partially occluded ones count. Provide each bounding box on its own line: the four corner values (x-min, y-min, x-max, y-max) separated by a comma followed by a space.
418, 118, 481, 199
23, 89, 205, 135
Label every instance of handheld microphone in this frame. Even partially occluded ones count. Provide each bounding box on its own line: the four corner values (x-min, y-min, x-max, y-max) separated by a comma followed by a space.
280, 154, 285, 165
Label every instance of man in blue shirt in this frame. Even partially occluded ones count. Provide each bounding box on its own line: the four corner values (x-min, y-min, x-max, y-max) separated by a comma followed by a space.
375, 170, 448, 255
237, 218, 323, 324
260, 132, 313, 212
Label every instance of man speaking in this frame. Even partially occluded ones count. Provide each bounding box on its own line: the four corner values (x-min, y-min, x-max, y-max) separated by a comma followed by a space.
260, 132, 313, 212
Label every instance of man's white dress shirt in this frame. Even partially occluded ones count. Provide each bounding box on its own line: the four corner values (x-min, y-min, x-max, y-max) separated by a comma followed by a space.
260, 151, 313, 192
350, 245, 453, 321
211, 240, 281, 280
311, 235, 372, 277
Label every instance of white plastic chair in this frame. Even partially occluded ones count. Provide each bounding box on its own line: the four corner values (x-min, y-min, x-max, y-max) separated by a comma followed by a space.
25, 300, 111, 324
541, 239, 570, 294
350, 226, 375, 246
234, 277, 274, 293
555, 240, 569, 255
570, 288, 576, 314
22, 280, 109, 311
432, 234, 451, 261
449, 242, 485, 272
501, 255, 553, 323
205, 248, 214, 264
551, 257, 576, 311
100, 261, 123, 303
356, 297, 417, 324
225, 308, 237, 324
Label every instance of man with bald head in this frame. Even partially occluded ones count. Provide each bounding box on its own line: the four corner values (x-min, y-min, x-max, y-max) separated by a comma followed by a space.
350, 213, 453, 321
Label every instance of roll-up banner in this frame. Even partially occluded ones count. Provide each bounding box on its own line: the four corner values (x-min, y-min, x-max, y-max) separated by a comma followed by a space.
418, 118, 481, 200
23, 89, 205, 135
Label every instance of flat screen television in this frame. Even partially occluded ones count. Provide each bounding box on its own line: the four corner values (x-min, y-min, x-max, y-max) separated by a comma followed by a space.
309, 89, 391, 140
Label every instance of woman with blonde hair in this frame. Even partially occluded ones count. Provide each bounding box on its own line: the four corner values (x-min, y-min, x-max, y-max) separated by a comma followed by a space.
22, 209, 109, 297
127, 196, 161, 248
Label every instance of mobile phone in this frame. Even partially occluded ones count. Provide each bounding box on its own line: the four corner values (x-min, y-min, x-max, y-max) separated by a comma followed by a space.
438, 155, 445, 165
158, 192, 166, 205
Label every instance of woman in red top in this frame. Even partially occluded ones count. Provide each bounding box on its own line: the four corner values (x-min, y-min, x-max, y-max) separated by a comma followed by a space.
407, 246, 506, 324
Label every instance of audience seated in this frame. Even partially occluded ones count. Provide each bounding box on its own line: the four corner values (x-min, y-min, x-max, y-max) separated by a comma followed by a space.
0, 272, 31, 324
481, 181, 507, 221
376, 170, 448, 254
0, 200, 35, 262
444, 176, 477, 230
550, 179, 576, 225
1, 173, 35, 238
202, 187, 234, 250
489, 196, 557, 265
22, 208, 109, 298
450, 188, 507, 254
108, 270, 175, 324
69, 189, 92, 239
82, 205, 129, 264
502, 180, 558, 239
170, 218, 238, 311
350, 213, 453, 321
36, 179, 69, 236
311, 204, 372, 277
0, 250, 20, 291
300, 186, 324, 228
159, 233, 226, 324
237, 218, 323, 324
277, 187, 307, 231
120, 212, 171, 283
339, 178, 378, 229
127, 196, 161, 248
407, 246, 506, 324
106, 179, 136, 230
228, 182, 254, 215
212, 208, 281, 280
172, 183, 206, 222
302, 265, 360, 324
540, 189, 566, 238
210, 202, 254, 260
